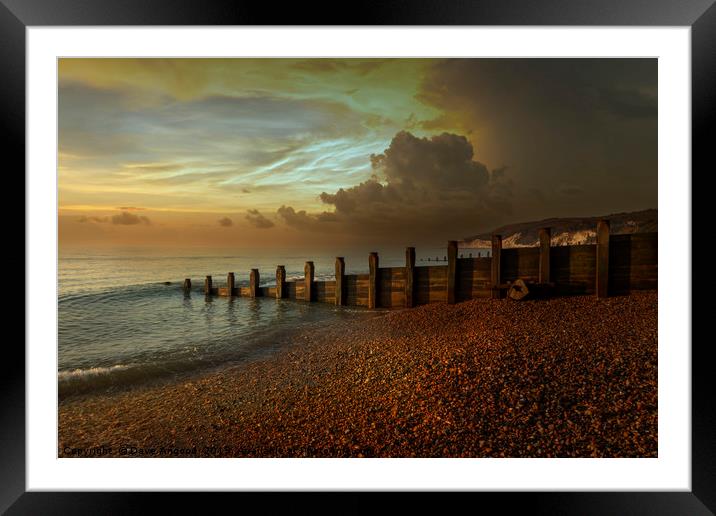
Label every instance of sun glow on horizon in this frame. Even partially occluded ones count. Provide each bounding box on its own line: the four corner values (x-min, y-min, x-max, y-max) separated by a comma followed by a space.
59, 58, 657, 249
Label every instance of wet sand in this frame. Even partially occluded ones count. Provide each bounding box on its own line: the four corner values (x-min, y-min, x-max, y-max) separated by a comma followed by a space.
59, 292, 657, 458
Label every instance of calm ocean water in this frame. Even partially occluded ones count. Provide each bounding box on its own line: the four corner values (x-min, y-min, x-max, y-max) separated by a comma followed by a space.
59, 247, 488, 399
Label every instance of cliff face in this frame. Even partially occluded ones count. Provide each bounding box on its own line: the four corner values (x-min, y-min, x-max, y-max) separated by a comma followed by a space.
461, 209, 657, 248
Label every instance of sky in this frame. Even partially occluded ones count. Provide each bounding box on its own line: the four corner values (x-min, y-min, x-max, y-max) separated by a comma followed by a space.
58, 58, 657, 250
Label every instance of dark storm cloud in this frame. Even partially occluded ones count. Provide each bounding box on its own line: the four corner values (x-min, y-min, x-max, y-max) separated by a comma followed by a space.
276, 131, 511, 242
558, 185, 586, 196
111, 211, 151, 225
218, 217, 233, 227
596, 87, 657, 118
491, 166, 508, 180
244, 210, 274, 229
414, 59, 657, 222
528, 187, 546, 203
417, 59, 657, 125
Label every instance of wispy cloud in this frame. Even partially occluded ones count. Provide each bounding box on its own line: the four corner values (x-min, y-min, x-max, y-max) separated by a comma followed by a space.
59, 58, 656, 247
245, 209, 274, 229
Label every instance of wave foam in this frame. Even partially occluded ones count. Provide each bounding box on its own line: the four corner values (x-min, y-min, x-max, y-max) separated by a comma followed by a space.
58, 364, 133, 381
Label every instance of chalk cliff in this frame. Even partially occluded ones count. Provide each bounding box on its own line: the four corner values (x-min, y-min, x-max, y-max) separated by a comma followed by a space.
461, 209, 657, 248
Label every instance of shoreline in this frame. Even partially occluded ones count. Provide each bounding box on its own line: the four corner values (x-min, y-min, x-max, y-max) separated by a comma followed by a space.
57, 304, 386, 402
59, 292, 657, 458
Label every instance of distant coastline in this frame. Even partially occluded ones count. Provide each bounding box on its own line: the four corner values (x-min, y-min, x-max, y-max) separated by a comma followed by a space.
461, 208, 657, 248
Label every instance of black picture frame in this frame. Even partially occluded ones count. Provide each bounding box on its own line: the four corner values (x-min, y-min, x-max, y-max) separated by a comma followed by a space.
4, 1, 712, 513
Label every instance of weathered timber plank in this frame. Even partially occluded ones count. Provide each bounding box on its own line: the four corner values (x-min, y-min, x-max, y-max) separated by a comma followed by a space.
539, 227, 551, 283
335, 257, 345, 305
447, 240, 458, 304
405, 247, 416, 308
491, 235, 502, 299
250, 269, 260, 298
501, 247, 540, 282
368, 252, 379, 309
276, 266, 286, 299
227, 272, 235, 295
304, 261, 314, 302
550, 244, 597, 295
596, 220, 610, 298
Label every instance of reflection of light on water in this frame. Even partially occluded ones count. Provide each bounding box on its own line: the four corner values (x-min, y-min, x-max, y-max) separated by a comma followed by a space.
60, 248, 418, 297
59, 252, 386, 398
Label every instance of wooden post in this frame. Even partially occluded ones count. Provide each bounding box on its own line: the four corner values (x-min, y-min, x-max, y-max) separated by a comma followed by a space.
204, 275, 212, 295
183, 278, 191, 291
250, 269, 260, 298
538, 228, 551, 284
596, 220, 610, 298
227, 272, 235, 296
368, 252, 379, 309
491, 235, 502, 299
275, 265, 286, 299
405, 247, 415, 308
447, 240, 458, 304
335, 257, 345, 306
304, 261, 314, 302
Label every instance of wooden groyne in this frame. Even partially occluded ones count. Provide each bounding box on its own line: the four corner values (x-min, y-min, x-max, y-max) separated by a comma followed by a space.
185, 221, 657, 308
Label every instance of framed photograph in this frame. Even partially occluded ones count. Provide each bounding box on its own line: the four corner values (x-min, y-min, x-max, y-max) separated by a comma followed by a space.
6, 0, 712, 512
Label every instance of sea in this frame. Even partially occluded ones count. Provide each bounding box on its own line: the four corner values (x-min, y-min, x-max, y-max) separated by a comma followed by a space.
58, 246, 490, 399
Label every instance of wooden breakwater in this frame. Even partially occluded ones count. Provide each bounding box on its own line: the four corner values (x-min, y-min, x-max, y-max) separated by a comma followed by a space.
186, 221, 657, 308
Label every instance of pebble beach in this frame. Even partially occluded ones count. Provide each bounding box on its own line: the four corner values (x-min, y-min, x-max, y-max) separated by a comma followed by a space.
58, 291, 657, 458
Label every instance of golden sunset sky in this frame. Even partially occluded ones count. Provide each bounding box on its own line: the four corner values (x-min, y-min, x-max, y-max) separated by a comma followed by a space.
58, 58, 657, 250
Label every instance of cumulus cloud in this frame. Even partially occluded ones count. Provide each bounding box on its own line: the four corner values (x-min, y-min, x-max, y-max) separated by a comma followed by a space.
244, 210, 274, 229
372, 131, 489, 192
275, 131, 510, 242
111, 211, 151, 225
277, 205, 336, 230
218, 217, 233, 227
78, 215, 109, 223
318, 179, 393, 214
